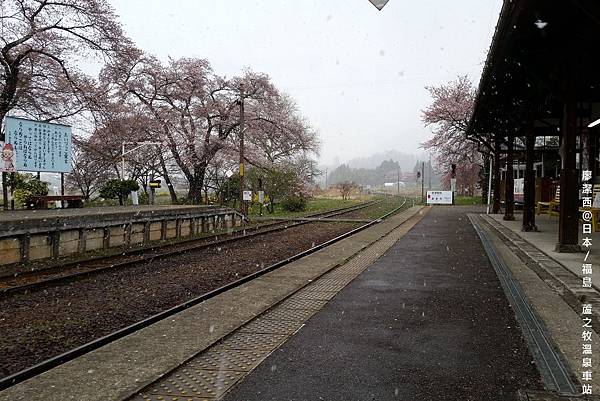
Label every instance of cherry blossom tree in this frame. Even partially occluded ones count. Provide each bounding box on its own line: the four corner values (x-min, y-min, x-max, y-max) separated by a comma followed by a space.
104, 52, 314, 204
421, 75, 484, 193
0, 0, 131, 124
244, 93, 319, 166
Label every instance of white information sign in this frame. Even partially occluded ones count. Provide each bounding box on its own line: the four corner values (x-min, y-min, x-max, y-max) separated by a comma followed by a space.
258, 191, 265, 203
514, 178, 524, 203
0, 142, 17, 172
450, 178, 457, 192
426, 190, 453, 205
593, 192, 600, 209
243, 190, 252, 201
4, 116, 72, 173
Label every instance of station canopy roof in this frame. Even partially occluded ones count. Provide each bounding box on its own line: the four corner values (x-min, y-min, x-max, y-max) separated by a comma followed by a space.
468, 0, 600, 147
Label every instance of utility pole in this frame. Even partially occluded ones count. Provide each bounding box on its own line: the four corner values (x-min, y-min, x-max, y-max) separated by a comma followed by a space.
421, 161, 425, 204
397, 168, 400, 197
1, 127, 7, 210
428, 155, 432, 189
325, 168, 328, 191
121, 141, 161, 180
451, 163, 457, 205
238, 86, 247, 219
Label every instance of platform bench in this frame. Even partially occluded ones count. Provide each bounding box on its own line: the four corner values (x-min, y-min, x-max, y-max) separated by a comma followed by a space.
32, 195, 86, 209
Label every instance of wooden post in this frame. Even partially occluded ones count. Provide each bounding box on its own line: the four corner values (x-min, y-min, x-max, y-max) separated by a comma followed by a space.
504, 135, 515, 221
190, 218, 196, 237
51, 231, 60, 258
556, 90, 580, 252
20, 234, 30, 262
2, 172, 7, 211
238, 87, 247, 218
102, 227, 110, 249
160, 220, 167, 241
143, 221, 151, 244
79, 229, 87, 252
124, 224, 132, 247
1, 127, 6, 210
176, 218, 182, 238
522, 127, 537, 231
60, 173, 65, 209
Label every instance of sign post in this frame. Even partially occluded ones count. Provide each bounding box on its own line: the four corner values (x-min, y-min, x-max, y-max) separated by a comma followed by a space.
451, 163, 457, 205
149, 179, 161, 205
1, 141, 17, 210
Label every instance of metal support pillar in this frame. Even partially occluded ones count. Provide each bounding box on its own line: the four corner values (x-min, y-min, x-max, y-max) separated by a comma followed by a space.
493, 134, 501, 214
556, 92, 580, 252
504, 135, 515, 221
522, 127, 538, 231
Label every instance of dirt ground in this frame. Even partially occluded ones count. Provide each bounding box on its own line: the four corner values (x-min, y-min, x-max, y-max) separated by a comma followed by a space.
0, 221, 357, 378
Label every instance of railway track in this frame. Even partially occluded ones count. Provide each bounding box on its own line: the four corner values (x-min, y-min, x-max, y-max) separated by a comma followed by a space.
0, 200, 379, 295
0, 197, 407, 391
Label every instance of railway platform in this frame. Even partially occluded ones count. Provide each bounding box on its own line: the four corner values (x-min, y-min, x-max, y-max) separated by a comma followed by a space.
0, 205, 241, 270
1, 206, 598, 400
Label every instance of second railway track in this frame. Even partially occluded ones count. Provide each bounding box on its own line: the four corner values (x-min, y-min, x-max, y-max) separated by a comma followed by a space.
0, 200, 380, 294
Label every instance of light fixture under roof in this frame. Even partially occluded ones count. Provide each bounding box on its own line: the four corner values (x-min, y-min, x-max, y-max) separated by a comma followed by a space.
588, 118, 600, 128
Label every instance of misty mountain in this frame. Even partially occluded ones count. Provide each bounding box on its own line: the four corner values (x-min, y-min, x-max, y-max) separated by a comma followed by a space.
343, 150, 430, 172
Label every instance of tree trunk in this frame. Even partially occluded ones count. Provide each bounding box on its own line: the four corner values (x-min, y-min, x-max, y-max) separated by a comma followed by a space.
481, 157, 489, 204
0, 65, 19, 138
187, 165, 207, 204
159, 154, 178, 203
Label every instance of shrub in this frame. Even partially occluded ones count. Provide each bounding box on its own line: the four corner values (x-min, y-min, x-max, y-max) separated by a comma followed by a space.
281, 194, 308, 212
11, 175, 49, 208
99, 180, 140, 205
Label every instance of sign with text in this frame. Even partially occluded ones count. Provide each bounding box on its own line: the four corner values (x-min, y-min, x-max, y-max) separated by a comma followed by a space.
426, 191, 453, 205
514, 178, 524, 203
243, 190, 252, 201
4, 116, 72, 173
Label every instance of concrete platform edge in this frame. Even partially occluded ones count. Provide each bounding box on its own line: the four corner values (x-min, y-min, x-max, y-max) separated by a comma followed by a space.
473, 214, 599, 393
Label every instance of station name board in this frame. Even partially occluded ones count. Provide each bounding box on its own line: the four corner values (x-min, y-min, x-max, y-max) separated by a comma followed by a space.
426, 191, 453, 205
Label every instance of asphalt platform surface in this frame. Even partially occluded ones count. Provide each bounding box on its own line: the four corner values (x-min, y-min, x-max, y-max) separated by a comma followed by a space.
222, 206, 542, 401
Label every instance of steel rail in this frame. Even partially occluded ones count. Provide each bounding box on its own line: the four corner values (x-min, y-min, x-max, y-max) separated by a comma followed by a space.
0, 197, 408, 391
0, 200, 380, 295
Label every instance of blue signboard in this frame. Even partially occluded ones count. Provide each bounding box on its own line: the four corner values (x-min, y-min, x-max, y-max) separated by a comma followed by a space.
4, 116, 72, 173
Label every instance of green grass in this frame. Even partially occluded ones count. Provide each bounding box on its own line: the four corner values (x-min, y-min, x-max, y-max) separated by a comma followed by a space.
453, 196, 484, 205
247, 197, 365, 218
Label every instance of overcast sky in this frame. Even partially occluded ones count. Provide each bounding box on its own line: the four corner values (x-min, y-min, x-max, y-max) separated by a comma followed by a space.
109, 0, 502, 166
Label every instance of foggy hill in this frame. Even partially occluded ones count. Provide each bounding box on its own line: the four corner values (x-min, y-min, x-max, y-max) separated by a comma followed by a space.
343, 150, 430, 172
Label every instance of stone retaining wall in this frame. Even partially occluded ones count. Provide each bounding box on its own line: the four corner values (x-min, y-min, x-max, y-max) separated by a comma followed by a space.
0, 206, 242, 275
